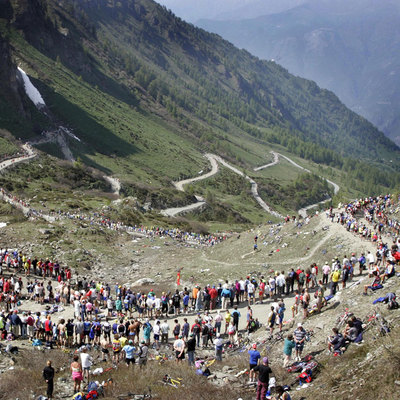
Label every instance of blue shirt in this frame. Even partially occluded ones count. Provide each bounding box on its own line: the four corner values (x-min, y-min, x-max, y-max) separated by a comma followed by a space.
183, 294, 190, 306
123, 345, 136, 359
248, 349, 261, 365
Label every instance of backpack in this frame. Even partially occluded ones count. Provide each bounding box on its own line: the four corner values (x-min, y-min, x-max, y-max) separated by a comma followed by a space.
87, 381, 98, 392
298, 369, 312, 384
249, 320, 257, 332
268, 312, 276, 324
192, 324, 200, 334
85, 391, 99, 400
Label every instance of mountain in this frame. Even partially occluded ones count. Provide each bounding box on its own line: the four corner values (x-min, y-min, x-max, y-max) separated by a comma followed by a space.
197, 0, 400, 145
155, 0, 306, 23
0, 0, 399, 221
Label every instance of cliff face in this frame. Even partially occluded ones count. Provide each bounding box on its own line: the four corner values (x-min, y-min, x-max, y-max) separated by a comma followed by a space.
0, 31, 27, 118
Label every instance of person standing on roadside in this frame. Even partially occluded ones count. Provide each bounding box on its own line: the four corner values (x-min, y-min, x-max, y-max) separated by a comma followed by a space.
214, 333, 224, 361
254, 357, 272, 400
248, 343, 261, 383
187, 333, 196, 365
43, 360, 55, 400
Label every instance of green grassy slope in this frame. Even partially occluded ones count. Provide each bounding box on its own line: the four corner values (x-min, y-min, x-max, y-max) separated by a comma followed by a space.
0, 0, 399, 224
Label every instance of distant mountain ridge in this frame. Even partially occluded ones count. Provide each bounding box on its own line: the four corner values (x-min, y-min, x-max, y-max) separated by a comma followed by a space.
155, 0, 306, 22
197, 0, 400, 145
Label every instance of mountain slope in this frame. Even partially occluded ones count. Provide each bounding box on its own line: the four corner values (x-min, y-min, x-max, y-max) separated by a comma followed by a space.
155, 0, 306, 22
0, 0, 399, 220
197, 0, 400, 144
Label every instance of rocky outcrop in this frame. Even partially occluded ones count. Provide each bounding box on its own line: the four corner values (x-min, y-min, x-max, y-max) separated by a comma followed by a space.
0, 30, 27, 118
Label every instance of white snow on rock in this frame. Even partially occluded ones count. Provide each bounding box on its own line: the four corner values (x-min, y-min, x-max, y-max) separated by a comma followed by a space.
0, 222, 7, 228
60, 126, 81, 142
17, 67, 46, 108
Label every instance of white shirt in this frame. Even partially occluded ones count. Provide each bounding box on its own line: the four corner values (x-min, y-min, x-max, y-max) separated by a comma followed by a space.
154, 298, 161, 309
322, 264, 330, 275
269, 278, 276, 289
276, 275, 285, 287
247, 283, 255, 293
160, 322, 169, 334
146, 298, 154, 308
80, 352, 92, 368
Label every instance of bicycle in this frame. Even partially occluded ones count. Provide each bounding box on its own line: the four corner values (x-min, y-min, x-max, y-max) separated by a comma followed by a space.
154, 352, 169, 364
161, 374, 183, 388
364, 310, 390, 335
118, 387, 152, 399
205, 358, 216, 368
336, 308, 353, 329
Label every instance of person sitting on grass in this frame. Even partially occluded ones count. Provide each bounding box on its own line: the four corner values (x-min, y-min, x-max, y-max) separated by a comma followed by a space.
328, 327, 345, 355
380, 263, 395, 283
363, 271, 383, 295
273, 385, 292, 400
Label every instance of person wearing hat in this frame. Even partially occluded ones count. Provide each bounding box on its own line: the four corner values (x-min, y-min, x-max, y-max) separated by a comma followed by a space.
187, 333, 196, 365
322, 262, 330, 285
173, 335, 185, 363
253, 357, 272, 400
122, 339, 136, 367
214, 332, 223, 361
248, 343, 261, 383
330, 267, 341, 296
138, 340, 148, 367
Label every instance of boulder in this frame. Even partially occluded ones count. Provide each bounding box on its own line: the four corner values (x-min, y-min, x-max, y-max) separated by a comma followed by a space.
133, 278, 155, 286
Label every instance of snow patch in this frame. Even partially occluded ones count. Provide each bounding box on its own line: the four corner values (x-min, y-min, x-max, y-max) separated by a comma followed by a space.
60, 126, 81, 142
0, 222, 7, 228
17, 67, 46, 108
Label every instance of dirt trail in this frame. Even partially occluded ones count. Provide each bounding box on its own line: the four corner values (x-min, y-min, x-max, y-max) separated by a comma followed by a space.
0, 142, 119, 220
275, 153, 340, 217
253, 151, 279, 171
163, 153, 283, 218
173, 154, 219, 192
203, 215, 375, 268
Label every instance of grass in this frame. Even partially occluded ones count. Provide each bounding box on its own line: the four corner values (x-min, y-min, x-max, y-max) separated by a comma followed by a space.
0, 131, 20, 158
0, 155, 113, 211
35, 141, 65, 159
304, 324, 400, 400
0, 345, 70, 400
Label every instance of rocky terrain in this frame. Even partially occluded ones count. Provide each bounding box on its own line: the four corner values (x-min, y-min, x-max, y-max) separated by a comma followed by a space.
1, 200, 400, 399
